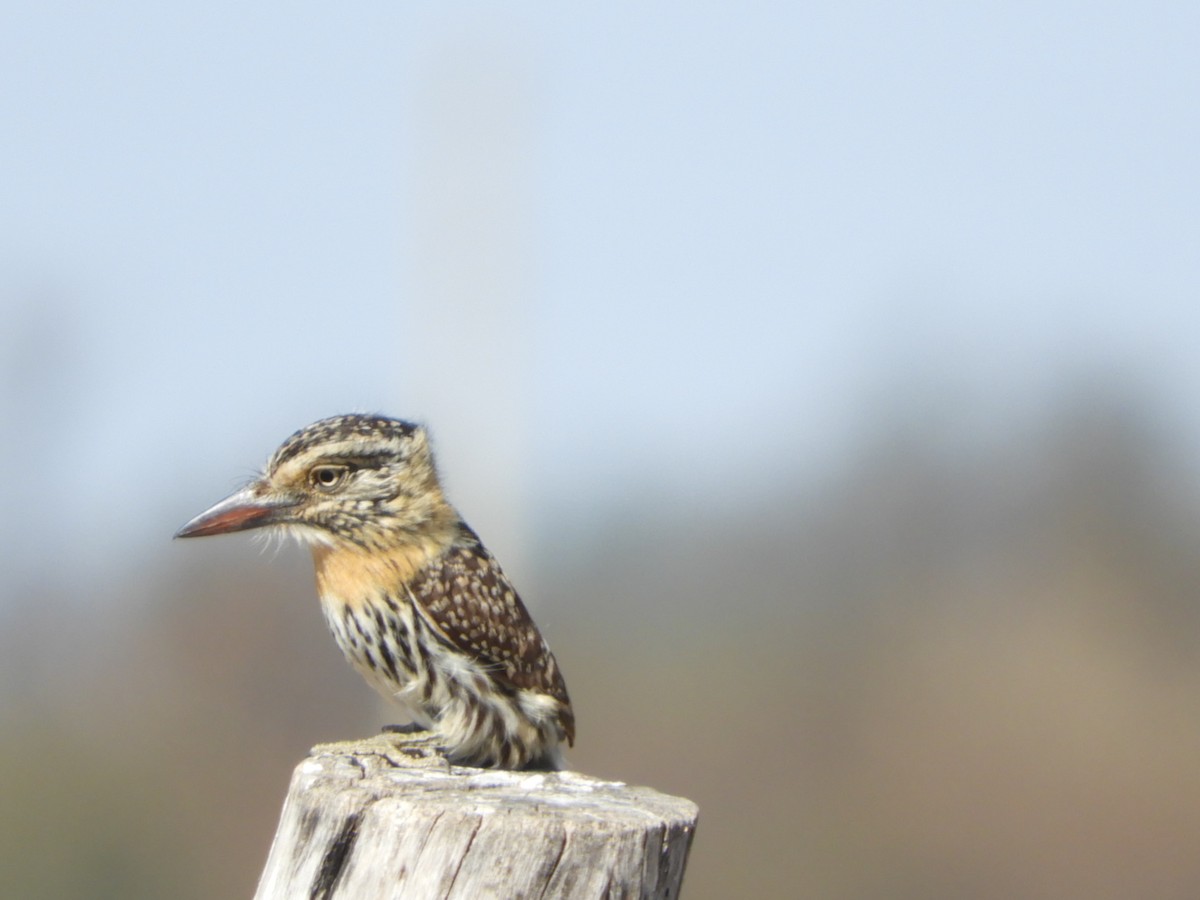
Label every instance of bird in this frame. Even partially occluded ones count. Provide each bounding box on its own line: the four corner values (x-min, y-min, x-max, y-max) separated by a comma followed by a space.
175, 414, 574, 770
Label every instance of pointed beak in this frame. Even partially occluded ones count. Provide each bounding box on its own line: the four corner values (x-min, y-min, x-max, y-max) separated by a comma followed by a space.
174, 483, 298, 539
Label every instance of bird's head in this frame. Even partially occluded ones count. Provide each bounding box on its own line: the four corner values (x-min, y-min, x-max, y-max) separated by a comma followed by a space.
175, 415, 450, 551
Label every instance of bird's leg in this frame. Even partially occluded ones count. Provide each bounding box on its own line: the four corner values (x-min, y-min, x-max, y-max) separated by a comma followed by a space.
382, 722, 426, 735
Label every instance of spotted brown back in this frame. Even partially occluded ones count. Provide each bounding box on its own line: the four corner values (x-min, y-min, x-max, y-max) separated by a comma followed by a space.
407, 524, 575, 744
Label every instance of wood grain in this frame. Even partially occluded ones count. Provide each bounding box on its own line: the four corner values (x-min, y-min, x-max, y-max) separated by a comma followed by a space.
255, 733, 698, 899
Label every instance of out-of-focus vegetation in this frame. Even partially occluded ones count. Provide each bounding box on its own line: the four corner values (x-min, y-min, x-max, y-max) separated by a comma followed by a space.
3, 386, 1200, 898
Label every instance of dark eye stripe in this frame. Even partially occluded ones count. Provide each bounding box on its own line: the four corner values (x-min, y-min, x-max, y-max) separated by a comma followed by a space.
316, 454, 391, 469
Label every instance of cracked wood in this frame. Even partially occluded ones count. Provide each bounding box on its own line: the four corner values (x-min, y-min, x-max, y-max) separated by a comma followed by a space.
254, 732, 699, 900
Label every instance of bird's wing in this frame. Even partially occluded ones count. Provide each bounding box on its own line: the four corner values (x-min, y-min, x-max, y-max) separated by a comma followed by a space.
407, 527, 573, 720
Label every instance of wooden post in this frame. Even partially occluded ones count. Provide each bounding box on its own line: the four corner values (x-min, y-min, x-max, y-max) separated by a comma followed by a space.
254, 733, 699, 899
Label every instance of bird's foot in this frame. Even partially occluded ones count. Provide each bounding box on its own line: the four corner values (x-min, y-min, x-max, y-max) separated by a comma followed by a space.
380, 724, 455, 770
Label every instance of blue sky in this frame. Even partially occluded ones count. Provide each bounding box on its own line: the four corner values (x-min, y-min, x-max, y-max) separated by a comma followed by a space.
2, 2, 1199, 582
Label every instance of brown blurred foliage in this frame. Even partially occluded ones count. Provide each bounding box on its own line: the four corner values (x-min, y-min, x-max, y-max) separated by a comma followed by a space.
3, 387, 1200, 898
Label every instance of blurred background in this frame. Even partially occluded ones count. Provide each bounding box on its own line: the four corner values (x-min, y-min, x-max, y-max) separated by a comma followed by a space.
3, 3, 1200, 897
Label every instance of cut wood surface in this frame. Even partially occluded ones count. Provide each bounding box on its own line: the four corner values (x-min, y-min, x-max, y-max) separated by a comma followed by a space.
254, 733, 699, 900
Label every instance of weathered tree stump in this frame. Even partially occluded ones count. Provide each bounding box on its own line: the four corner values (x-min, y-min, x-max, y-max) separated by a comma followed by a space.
254, 733, 699, 899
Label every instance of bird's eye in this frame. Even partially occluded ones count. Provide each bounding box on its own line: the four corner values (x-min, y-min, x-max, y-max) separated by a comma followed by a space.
309, 465, 349, 492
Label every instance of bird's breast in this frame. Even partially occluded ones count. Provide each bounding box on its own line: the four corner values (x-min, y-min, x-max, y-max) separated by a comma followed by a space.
310, 542, 431, 715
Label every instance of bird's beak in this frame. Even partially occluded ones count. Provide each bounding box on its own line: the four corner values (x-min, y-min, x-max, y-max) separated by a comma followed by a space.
174, 483, 297, 539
